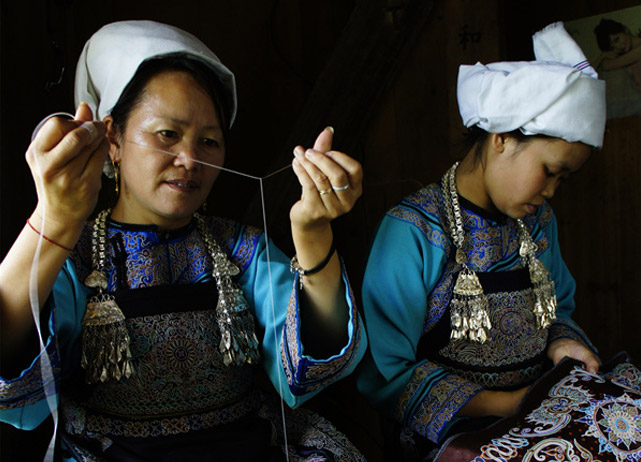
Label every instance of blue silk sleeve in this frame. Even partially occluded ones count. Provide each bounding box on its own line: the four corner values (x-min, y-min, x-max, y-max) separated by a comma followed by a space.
357, 215, 483, 443
0, 261, 89, 430
236, 232, 366, 408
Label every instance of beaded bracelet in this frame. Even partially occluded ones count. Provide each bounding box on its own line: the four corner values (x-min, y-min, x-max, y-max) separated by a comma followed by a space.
26, 218, 73, 252
290, 240, 336, 289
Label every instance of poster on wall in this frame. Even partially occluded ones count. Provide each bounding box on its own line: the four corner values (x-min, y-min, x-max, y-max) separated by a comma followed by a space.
566, 5, 641, 119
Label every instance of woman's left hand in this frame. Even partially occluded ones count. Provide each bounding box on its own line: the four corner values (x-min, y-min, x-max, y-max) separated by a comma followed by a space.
290, 127, 362, 234
547, 338, 600, 373
288, 128, 361, 356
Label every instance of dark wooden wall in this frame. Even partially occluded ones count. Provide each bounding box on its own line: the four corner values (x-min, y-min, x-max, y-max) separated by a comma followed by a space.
2, 1, 641, 461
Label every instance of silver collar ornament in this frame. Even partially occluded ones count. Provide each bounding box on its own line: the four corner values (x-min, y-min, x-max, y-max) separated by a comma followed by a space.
82, 209, 134, 383
442, 163, 557, 344
81, 210, 260, 384
193, 214, 260, 367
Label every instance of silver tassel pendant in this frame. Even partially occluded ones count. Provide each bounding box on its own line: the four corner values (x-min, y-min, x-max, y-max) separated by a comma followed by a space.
196, 214, 261, 367
520, 235, 558, 329
81, 210, 134, 384
81, 291, 134, 383
450, 265, 491, 343
216, 287, 260, 367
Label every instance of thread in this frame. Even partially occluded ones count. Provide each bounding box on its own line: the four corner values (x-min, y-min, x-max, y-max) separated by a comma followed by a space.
29, 135, 296, 461
29, 153, 59, 462
124, 139, 292, 180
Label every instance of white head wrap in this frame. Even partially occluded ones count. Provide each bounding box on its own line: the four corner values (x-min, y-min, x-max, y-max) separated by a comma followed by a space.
457, 22, 606, 148
74, 20, 237, 126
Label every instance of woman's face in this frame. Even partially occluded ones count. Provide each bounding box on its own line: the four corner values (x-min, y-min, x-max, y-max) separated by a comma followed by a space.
610, 32, 632, 55
483, 137, 591, 219
109, 70, 225, 229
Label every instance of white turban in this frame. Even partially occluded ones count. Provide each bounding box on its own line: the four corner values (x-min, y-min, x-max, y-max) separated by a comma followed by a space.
457, 22, 606, 148
74, 20, 237, 126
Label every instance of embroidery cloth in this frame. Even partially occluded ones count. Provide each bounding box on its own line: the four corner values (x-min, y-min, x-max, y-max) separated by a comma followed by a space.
436, 352, 641, 462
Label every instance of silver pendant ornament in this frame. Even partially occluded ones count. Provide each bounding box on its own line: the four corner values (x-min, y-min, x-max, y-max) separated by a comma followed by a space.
517, 219, 557, 329
443, 163, 492, 344
81, 209, 134, 384
442, 162, 557, 344
194, 214, 260, 366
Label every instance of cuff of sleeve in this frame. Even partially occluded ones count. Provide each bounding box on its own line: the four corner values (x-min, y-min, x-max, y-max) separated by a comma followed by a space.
281, 259, 364, 396
0, 302, 60, 415
549, 318, 598, 354
397, 362, 484, 443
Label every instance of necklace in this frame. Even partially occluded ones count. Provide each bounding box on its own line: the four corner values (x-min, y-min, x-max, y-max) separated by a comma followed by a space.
82, 209, 133, 383
193, 214, 260, 367
81, 210, 260, 384
441, 162, 557, 344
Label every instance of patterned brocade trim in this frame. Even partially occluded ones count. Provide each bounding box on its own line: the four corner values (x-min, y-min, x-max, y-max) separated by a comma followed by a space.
389, 186, 554, 270
62, 389, 261, 438
396, 362, 483, 443
446, 363, 545, 389
225, 222, 262, 274
0, 335, 61, 410
388, 187, 554, 335
71, 217, 262, 288
548, 318, 596, 352
388, 186, 451, 254
281, 267, 362, 395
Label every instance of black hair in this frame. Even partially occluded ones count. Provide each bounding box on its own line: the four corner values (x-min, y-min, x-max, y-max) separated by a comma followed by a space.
594, 18, 626, 52
460, 126, 554, 165
110, 52, 232, 141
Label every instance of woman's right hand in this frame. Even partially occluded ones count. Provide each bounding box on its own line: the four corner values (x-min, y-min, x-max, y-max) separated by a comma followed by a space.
26, 102, 109, 243
459, 386, 530, 418
0, 104, 108, 355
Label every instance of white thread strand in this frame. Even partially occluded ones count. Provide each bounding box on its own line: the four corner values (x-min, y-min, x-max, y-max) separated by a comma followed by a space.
30, 154, 59, 462
133, 139, 292, 456
259, 178, 290, 460
124, 140, 292, 180
29, 136, 294, 459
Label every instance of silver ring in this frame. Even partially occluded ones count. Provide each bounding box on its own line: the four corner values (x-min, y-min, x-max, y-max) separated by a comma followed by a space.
332, 183, 350, 191
319, 188, 333, 196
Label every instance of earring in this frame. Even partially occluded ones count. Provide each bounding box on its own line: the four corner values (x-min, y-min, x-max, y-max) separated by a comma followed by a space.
113, 161, 120, 195
201, 201, 207, 213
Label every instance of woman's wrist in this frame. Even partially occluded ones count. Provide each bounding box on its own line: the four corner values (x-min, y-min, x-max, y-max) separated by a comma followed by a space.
290, 222, 334, 269
28, 209, 85, 251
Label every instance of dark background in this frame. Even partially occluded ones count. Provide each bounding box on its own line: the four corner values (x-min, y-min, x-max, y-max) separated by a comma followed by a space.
2, 1, 640, 460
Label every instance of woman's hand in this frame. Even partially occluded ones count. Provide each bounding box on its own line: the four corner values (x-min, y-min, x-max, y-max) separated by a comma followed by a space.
547, 338, 600, 373
287, 127, 362, 357
27, 102, 108, 243
290, 127, 362, 237
0, 104, 108, 354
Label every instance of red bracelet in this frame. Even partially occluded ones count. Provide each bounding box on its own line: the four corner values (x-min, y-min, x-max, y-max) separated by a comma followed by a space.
26, 218, 73, 252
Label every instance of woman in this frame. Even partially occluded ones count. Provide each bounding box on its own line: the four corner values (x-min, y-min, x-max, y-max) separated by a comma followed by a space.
593, 18, 641, 80
357, 22, 605, 460
0, 20, 366, 461
590, 18, 641, 119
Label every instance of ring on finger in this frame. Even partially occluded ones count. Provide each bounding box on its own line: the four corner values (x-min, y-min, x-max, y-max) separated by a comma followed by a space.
319, 188, 333, 196
332, 183, 350, 191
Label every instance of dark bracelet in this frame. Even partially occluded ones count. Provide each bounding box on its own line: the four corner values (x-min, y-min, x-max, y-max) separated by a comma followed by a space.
290, 240, 336, 288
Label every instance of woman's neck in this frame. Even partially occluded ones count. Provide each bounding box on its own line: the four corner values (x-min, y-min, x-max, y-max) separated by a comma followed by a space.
109, 202, 193, 231
455, 152, 497, 214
